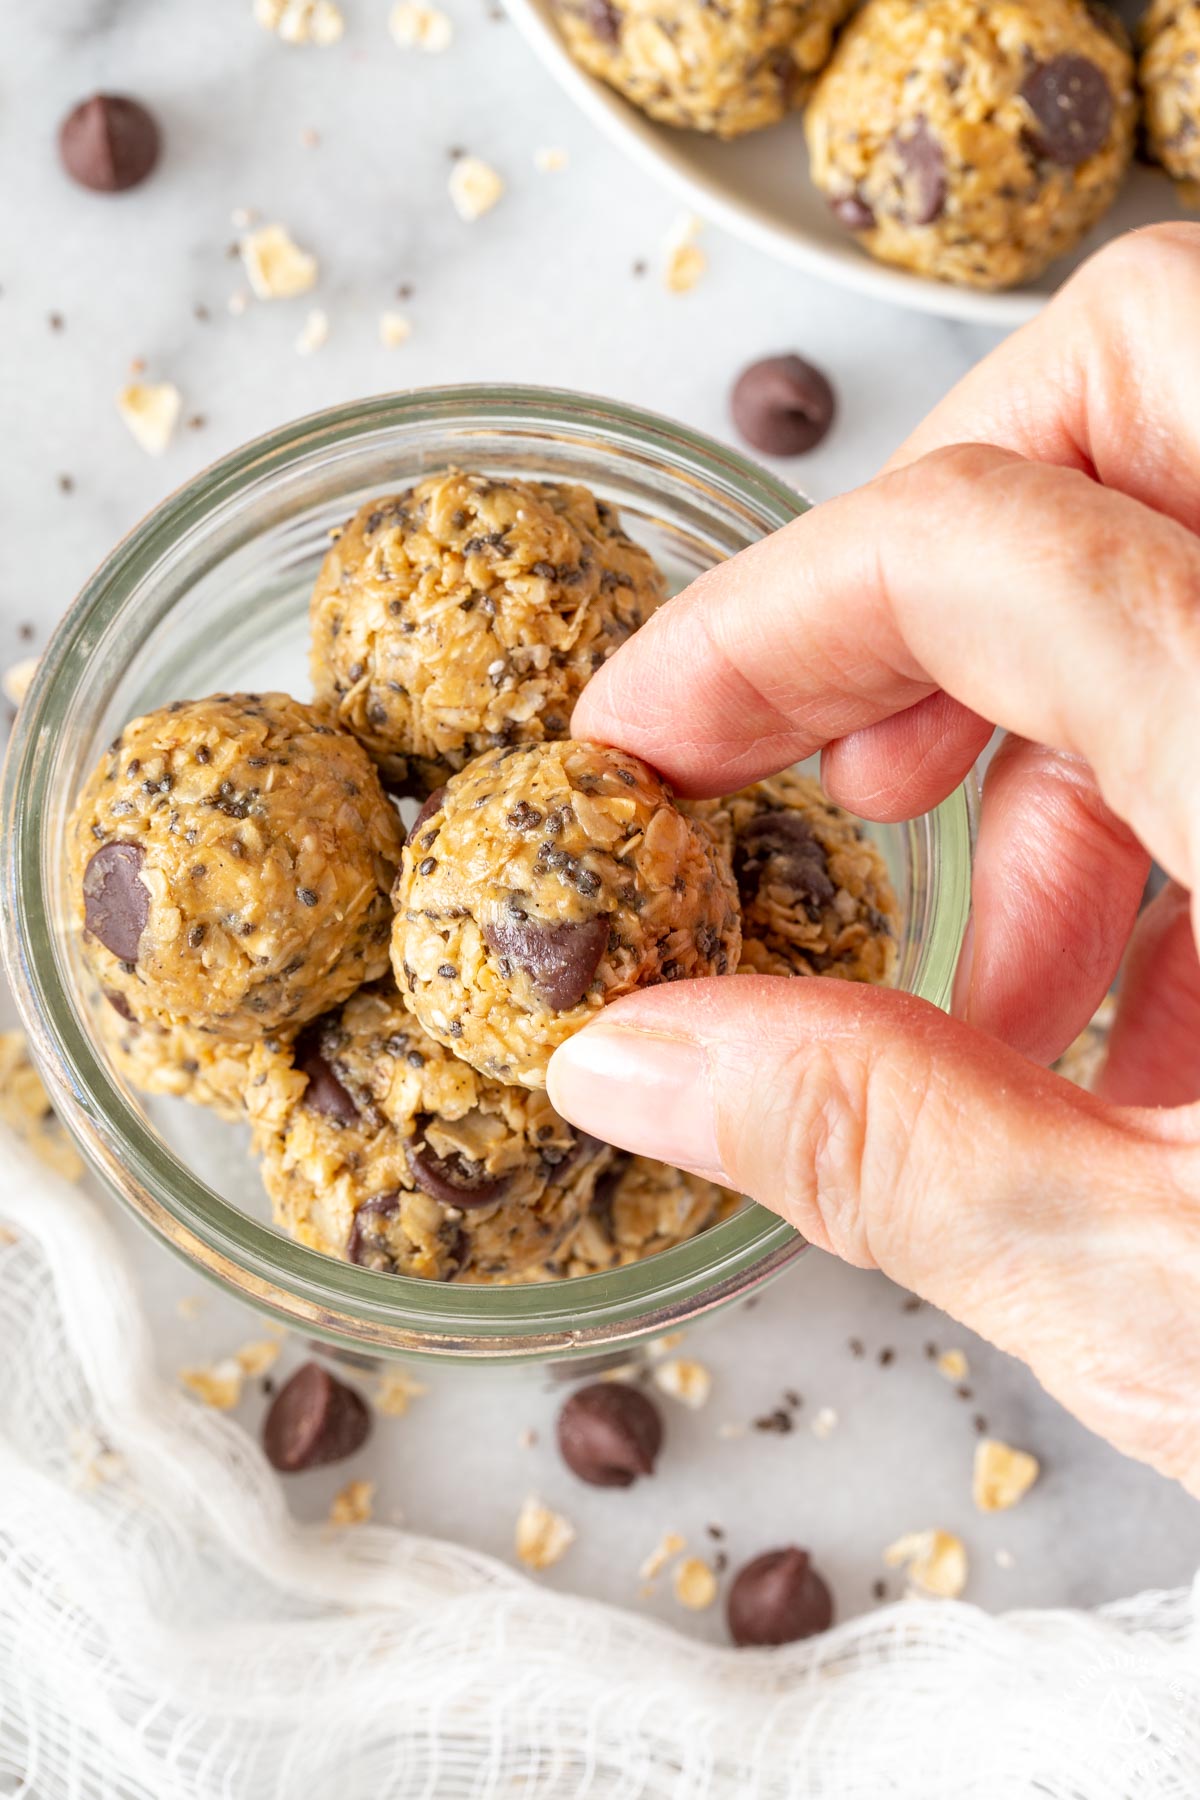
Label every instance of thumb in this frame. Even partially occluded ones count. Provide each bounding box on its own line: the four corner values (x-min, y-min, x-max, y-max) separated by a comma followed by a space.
547, 977, 1200, 1490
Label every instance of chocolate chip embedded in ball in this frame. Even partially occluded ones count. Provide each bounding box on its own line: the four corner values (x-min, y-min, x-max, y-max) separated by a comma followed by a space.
730, 355, 836, 457
893, 118, 947, 225
262, 1361, 371, 1473
830, 191, 876, 232
557, 1381, 664, 1487
83, 842, 150, 963
1020, 56, 1113, 167
481, 912, 610, 1012
727, 1546, 834, 1646
294, 1023, 360, 1126
59, 95, 161, 193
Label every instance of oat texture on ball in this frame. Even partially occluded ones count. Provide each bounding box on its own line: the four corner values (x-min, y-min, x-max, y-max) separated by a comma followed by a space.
309, 470, 665, 797
95, 990, 299, 1123
805, 0, 1136, 289
1141, 0, 1200, 206
68, 693, 404, 1039
249, 981, 611, 1280
555, 0, 855, 137
704, 770, 898, 982
391, 740, 741, 1088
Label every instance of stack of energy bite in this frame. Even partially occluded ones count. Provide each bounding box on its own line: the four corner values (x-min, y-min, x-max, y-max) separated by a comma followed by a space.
554, 0, 1199, 293
70, 468, 898, 1286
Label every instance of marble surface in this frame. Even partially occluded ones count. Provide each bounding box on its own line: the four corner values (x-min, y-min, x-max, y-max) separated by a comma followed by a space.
2, 0, 1198, 1648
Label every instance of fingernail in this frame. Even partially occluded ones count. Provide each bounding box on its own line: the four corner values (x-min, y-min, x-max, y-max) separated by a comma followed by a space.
951, 913, 975, 1022
547, 1023, 727, 1181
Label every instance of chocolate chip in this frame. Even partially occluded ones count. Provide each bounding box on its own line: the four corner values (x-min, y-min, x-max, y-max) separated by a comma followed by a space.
481, 912, 609, 1011
892, 118, 946, 224
830, 191, 875, 231
1021, 55, 1112, 167
727, 1547, 834, 1647
406, 1124, 512, 1209
405, 784, 447, 846
586, 0, 621, 40
102, 987, 136, 1022
261, 1361, 371, 1473
347, 1191, 402, 1266
734, 811, 835, 913
556, 1382, 663, 1487
83, 842, 149, 963
59, 95, 160, 193
730, 355, 836, 457
294, 1025, 360, 1125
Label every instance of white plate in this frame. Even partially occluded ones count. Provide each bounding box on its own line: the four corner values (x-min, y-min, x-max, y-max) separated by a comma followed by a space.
506, 0, 1190, 326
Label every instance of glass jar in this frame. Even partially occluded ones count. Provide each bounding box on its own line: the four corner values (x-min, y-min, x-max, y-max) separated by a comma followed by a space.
0, 386, 977, 1364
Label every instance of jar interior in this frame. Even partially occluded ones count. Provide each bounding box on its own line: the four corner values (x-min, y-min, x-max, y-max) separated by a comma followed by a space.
7, 393, 974, 1357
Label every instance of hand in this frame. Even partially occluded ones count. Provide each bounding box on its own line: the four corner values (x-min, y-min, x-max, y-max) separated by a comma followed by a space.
548, 224, 1200, 1498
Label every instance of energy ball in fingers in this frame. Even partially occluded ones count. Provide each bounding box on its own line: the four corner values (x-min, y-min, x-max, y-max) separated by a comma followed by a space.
554, 0, 855, 139
391, 740, 742, 1088
68, 692, 404, 1038
249, 981, 611, 1281
309, 470, 665, 798
806, 0, 1136, 290
1140, 0, 1200, 207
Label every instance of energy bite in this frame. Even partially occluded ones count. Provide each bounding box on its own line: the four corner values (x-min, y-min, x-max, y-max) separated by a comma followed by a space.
250, 981, 612, 1281
709, 770, 898, 982
391, 740, 741, 1088
1140, 0, 1200, 206
806, 0, 1136, 289
554, 0, 854, 138
309, 470, 664, 797
94, 990, 299, 1124
68, 693, 403, 1039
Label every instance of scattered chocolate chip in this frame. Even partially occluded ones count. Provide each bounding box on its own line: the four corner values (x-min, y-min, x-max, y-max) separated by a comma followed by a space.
892, 118, 946, 225
830, 191, 875, 231
753, 1408, 794, 1435
730, 354, 836, 458
295, 1025, 360, 1125
83, 842, 149, 963
556, 1381, 663, 1487
481, 912, 609, 1011
407, 1123, 511, 1209
901, 1294, 922, 1313
586, 0, 621, 41
261, 1361, 371, 1472
1021, 55, 1112, 167
877, 1347, 895, 1367
924, 1341, 938, 1360
707, 1523, 725, 1540
727, 1547, 834, 1647
59, 94, 161, 194
406, 785, 447, 846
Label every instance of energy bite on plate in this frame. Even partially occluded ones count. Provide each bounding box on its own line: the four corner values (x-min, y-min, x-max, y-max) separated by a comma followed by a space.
806, 0, 1136, 289
250, 980, 611, 1281
391, 739, 741, 1088
68, 692, 403, 1039
706, 770, 898, 982
310, 470, 664, 797
554, 0, 854, 138
1140, 0, 1200, 207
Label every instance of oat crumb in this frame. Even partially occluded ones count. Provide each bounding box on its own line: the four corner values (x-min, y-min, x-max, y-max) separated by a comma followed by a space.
639, 1530, 686, 1582
533, 145, 569, 172
883, 1528, 968, 1599
234, 1339, 281, 1378
517, 1426, 537, 1450
68, 1428, 126, 1492
329, 1478, 375, 1526
973, 1439, 1039, 1513
936, 1348, 970, 1383
175, 1294, 207, 1321
648, 1330, 685, 1360
673, 1556, 718, 1611
379, 310, 413, 348
653, 1358, 711, 1409
228, 290, 250, 316
179, 1359, 244, 1411
375, 1369, 428, 1416
663, 214, 706, 294
117, 382, 182, 456
389, 0, 454, 51
994, 1547, 1016, 1570
810, 1405, 839, 1441
448, 156, 504, 222
295, 307, 330, 354
716, 1420, 746, 1440
240, 224, 319, 300
515, 1495, 575, 1570
3, 656, 39, 709
255, 0, 345, 45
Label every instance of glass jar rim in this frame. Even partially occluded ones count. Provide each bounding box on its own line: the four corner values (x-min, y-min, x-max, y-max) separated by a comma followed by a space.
1, 383, 976, 1361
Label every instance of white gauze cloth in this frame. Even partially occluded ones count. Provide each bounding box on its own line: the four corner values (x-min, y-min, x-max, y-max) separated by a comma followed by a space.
1, 1129, 1198, 1800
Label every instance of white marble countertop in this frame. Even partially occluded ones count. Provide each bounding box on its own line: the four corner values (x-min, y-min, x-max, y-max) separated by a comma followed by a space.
2, 0, 1197, 1647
